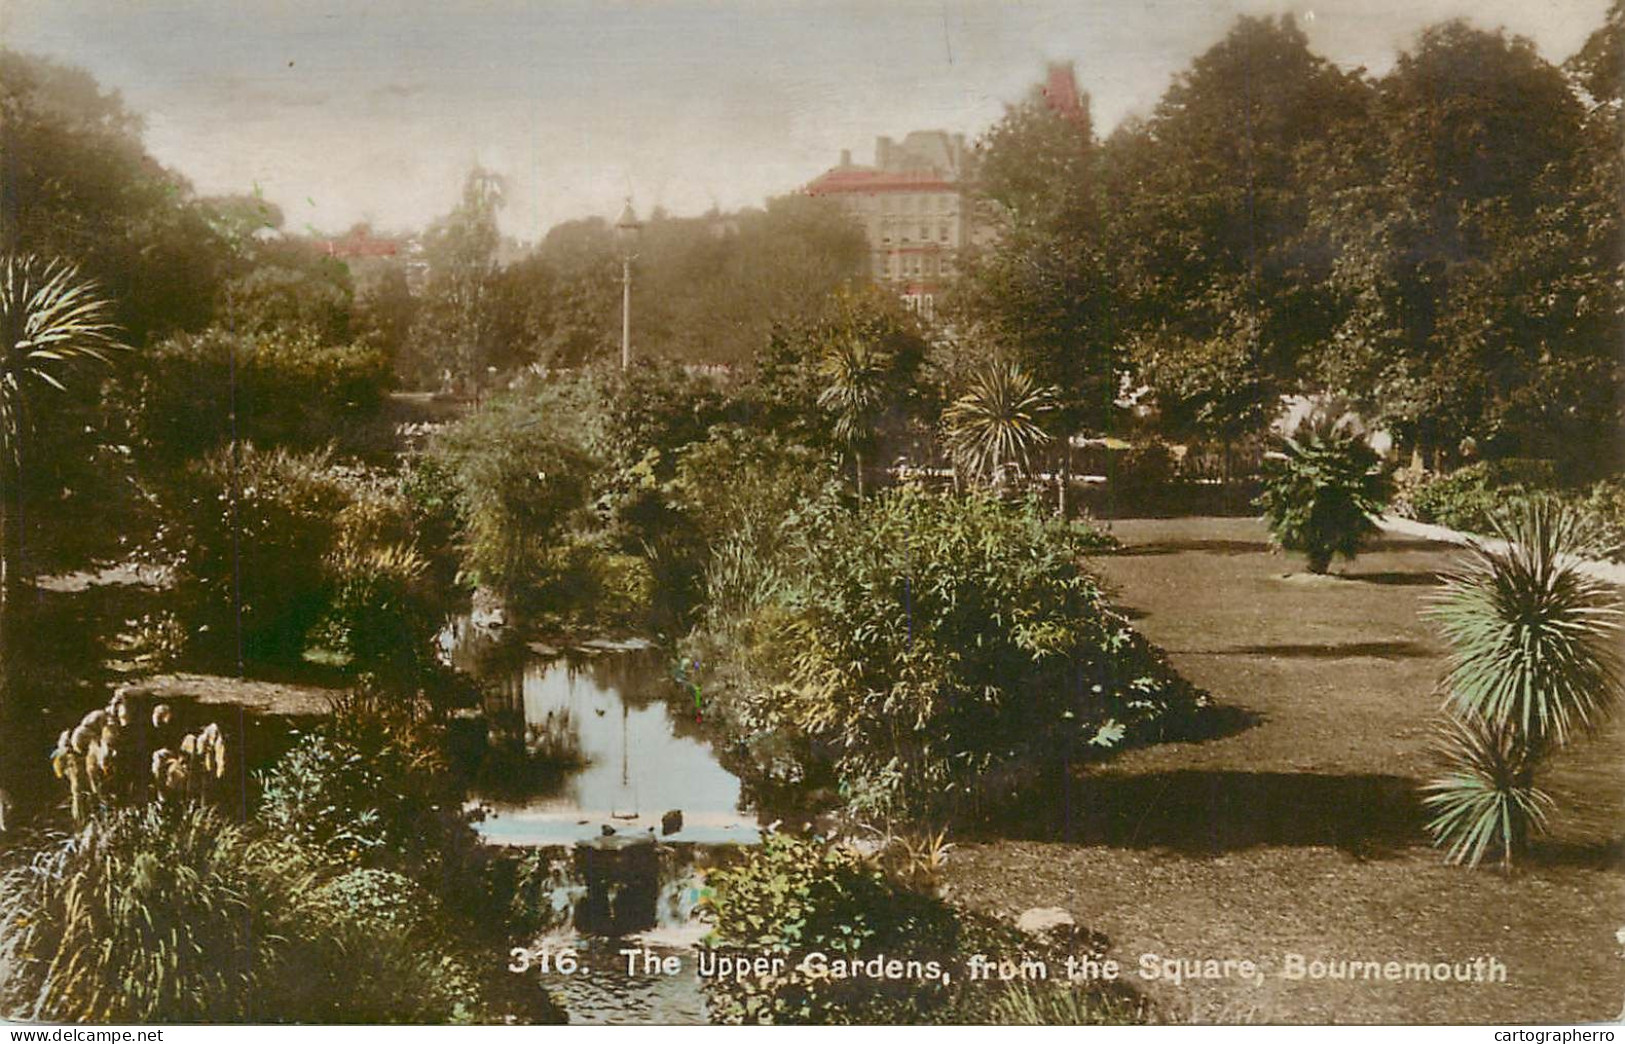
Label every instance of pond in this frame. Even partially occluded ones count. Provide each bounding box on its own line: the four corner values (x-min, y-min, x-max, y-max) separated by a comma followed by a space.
441, 619, 769, 1023
442, 619, 761, 846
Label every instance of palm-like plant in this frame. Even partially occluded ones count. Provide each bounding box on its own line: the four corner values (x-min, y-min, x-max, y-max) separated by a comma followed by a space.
942, 358, 1057, 489
1420, 714, 1553, 871
1427, 500, 1623, 748
1422, 499, 1623, 870
817, 332, 891, 499
1254, 414, 1392, 574
0, 255, 126, 590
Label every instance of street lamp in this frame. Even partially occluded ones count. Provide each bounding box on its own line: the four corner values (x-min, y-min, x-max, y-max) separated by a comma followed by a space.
614, 199, 641, 370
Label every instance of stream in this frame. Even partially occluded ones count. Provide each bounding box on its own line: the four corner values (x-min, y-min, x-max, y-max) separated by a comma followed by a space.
441, 619, 764, 1024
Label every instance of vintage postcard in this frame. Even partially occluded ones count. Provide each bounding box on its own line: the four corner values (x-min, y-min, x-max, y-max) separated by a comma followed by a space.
0, 0, 1619, 1031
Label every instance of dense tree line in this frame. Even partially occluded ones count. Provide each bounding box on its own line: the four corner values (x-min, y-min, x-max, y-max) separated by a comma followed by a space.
952, 9, 1624, 479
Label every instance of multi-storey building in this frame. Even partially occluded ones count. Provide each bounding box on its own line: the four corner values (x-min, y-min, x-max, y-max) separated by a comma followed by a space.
804, 130, 974, 319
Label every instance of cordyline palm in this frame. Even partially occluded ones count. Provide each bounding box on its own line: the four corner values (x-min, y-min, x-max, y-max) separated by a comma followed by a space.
0, 255, 126, 592
942, 358, 1057, 489
1421, 499, 1623, 870
817, 332, 891, 499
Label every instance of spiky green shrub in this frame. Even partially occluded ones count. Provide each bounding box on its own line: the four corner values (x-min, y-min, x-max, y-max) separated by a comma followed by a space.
1422, 500, 1624, 869
1254, 415, 1393, 573
1420, 715, 1554, 870
941, 358, 1058, 488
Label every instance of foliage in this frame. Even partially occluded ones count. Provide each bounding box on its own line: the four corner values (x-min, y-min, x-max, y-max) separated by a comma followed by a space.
0, 803, 321, 1022
985, 983, 1147, 1025
0, 254, 128, 590
1399, 462, 1625, 563
160, 446, 442, 672
118, 327, 391, 465
0, 800, 491, 1023
403, 167, 506, 390
1131, 326, 1277, 452
699, 832, 966, 1024
0, 51, 230, 344
220, 254, 354, 344
941, 358, 1057, 488
1103, 16, 1369, 394
1254, 415, 1392, 573
1427, 501, 1622, 749
422, 390, 597, 605
672, 427, 843, 628
950, 71, 1119, 431
1422, 499, 1624, 869
717, 487, 1202, 822
1420, 714, 1552, 871
163, 445, 353, 661
256, 693, 475, 886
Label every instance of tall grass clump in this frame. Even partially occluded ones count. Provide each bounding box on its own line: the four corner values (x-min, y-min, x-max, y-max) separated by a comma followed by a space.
0, 804, 318, 1022
1422, 499, 1623, 869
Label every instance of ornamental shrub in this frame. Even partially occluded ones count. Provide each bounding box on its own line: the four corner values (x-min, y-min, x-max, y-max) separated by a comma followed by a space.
716, 487, 1203, 822
1254, 415, 1393, 573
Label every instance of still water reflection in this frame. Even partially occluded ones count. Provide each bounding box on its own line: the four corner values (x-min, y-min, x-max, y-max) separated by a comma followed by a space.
443, 622, 760, 846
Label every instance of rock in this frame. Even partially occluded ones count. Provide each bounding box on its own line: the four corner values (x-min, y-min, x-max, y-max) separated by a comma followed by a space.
470, 586, 507, 630
661, 809, 683, 836
1016, 907, 1077, 943
600, 824, 617, 837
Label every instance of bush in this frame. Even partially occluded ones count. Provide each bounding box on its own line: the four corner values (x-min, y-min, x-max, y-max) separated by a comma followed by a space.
423, 391, 597, 606
118, 327, 391, 467
162, 445, 444, 672
1402, 459, 1560, 534
1255, 416, 1392, 573
163, 445, 353, 661
303, 867, 486, 1024
0, 804, 320, 1022
1400, 463, 1625, 563
0, 803, 492, 1024
256, 694, 477, 888
710, 487, 1203, 822
700, 833, 969, 1024
701, 832, 1142, 1026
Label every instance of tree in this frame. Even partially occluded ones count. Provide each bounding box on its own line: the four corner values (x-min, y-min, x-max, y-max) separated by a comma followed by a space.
941, 358, 1057, 490
0, 51, 230, 345
1423, 501, 1624, 869
1305, 21, 1611, 472
1130, 322, 1278, 478
810, 289, 927, 498
407, 167, 507, 391
1104, 16, 1371, 400
950, 69, 1119, 435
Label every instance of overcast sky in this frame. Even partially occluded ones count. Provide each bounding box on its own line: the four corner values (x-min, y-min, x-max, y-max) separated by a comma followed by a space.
2, 0, 1609, 241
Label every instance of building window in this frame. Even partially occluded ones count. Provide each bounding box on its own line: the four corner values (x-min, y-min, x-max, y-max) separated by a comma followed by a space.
939, 224, 949, 242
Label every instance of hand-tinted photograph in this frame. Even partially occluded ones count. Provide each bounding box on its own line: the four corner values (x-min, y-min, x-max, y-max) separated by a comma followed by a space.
0, 0, 1620, 1029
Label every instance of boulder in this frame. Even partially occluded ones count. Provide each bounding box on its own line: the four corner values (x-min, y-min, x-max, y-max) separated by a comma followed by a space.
1016, 906, 1078, 944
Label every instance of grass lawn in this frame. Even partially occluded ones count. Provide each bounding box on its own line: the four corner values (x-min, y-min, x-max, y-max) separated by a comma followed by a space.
944, 516, 1625, 1024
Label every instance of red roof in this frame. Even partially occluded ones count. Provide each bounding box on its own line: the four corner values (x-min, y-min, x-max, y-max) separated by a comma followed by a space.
805, 167, 955, 195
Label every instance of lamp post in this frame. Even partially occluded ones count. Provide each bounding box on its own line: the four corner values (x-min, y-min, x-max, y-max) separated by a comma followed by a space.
614, 199, 641, 370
